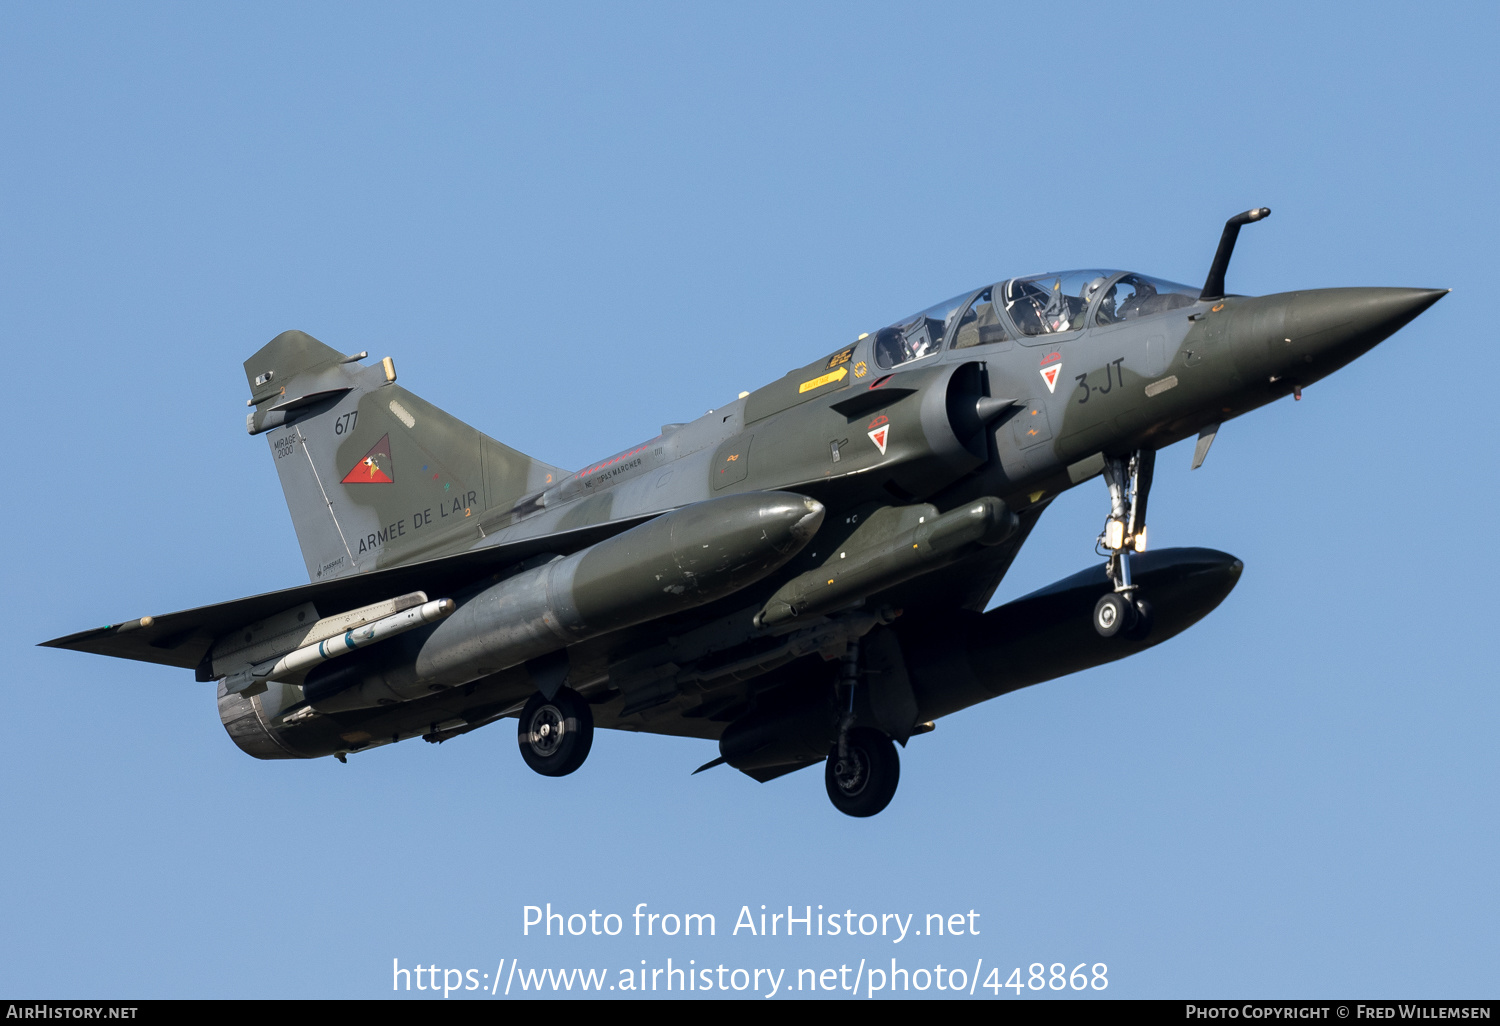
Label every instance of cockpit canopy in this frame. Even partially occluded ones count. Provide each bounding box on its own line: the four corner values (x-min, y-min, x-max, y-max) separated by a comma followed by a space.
873, 270, 1200, 368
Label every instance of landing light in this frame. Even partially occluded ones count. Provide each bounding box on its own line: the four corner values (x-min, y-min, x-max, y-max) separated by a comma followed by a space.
1133, 528, 1148, 554
1106, 519, 1125, 551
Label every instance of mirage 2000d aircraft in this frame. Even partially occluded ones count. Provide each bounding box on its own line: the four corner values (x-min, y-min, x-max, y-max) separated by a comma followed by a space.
43, 210, 1445, 816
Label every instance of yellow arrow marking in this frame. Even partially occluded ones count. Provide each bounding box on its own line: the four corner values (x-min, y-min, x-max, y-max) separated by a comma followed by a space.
799, 366, 848, 393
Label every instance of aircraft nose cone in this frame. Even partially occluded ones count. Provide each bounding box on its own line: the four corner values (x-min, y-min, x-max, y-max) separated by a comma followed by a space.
1287, 286, 1447, 375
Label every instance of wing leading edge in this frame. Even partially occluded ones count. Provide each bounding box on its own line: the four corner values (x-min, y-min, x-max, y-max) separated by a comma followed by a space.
39, 514, 656, 672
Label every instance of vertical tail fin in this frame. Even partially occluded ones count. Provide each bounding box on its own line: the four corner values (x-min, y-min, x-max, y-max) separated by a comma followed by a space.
244, 330, 567, 581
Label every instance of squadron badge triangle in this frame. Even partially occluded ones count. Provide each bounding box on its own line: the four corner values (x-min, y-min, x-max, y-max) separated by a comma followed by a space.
1039, 353, 1063, 394
341, 434, 395, 483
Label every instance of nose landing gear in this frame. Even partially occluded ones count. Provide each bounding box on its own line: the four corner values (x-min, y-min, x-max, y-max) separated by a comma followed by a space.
1094, 450, 1156, 640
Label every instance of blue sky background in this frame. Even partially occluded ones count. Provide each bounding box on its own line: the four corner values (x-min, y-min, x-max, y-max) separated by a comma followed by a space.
1, 1, 1494, 999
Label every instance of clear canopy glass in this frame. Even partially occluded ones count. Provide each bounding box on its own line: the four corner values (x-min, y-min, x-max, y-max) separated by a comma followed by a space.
872, 271, 1204, 365
952, 285, 1010, 349
1000, 270, 1114, 336
873, 290, 973, 368
1094, 273, 1200, 325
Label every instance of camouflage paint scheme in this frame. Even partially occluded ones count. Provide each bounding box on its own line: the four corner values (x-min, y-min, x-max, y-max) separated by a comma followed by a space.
42, 211, 1445, 810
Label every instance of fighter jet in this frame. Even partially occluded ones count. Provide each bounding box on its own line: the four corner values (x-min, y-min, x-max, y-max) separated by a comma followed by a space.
42, 210, 1445, 816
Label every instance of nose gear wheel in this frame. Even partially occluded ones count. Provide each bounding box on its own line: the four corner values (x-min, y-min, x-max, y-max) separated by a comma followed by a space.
1094, 593, 1135, 637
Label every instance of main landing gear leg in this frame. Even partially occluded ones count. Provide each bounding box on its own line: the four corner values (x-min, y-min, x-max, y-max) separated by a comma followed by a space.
825, 639, 900, 817
1093, 450, 1156, 640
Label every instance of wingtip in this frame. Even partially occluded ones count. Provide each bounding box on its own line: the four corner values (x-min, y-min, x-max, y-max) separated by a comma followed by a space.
38, 623, 122, 649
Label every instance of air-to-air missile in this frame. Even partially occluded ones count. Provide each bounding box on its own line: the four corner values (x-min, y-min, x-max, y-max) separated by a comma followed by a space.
43, 209, 1446, 815
221, 595, 457, 698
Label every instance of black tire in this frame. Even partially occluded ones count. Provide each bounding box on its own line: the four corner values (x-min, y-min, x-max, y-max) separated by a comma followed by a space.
1125, 597, 1154, 641
517, 688, 594, 777
1093, 592, 1137, 638
824, 727, 900, 818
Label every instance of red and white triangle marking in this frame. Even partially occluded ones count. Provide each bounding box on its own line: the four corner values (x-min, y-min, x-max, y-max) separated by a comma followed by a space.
867, 424, 889, 455
1039, 362, 1063, 394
